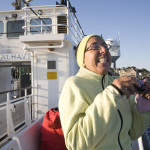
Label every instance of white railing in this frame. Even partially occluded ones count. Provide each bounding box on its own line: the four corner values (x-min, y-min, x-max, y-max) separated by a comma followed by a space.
22, 3, 85, 45
0, 89, 32, 146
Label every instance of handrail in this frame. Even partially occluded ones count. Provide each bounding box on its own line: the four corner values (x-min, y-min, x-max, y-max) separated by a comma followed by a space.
22, 14, 67, 19
22, 4, 67, 9
0, 86, 31, 95
68, 11, 84, 37
22, 4, 84, 45
22, 22, 83, 43
0, 88, 32, 145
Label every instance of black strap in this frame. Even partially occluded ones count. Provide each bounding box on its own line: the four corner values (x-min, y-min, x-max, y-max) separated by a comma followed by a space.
101, 75, 105, 90
111, 84, 124, 96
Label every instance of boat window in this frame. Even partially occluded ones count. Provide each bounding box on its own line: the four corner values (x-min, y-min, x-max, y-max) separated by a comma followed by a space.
47, 61, 56, 69
7, 20, 24, 37
0, 21, 4, 35
30, 18, 52, 34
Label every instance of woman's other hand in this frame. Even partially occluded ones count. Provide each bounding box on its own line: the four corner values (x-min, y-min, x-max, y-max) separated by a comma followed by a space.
112, 76, 140, 99
142, 78, 150, 99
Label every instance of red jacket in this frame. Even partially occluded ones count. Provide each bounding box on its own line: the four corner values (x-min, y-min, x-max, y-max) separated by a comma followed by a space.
40, 108, 67, 150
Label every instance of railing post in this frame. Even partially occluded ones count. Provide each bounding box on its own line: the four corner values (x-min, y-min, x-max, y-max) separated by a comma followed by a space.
75, 18, 77, 45
7, 92, 15, 139
138, 137, 144, 150
29, 94, 32, 120
53, 8, 57, 34
24, 89, 31, 126
24, 4, 27, 35
80, 29, 83, 40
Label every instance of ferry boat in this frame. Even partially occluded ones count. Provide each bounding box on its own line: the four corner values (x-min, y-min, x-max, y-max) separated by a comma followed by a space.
0, 0, 149, 150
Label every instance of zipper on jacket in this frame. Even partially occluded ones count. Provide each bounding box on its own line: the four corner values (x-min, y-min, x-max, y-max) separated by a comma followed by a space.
101, 75, 105, 90
101, 76, 123, 149
117, 109, 123, 150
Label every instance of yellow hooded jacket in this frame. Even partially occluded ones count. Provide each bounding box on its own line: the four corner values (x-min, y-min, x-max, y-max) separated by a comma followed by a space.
59, 67, 150, 150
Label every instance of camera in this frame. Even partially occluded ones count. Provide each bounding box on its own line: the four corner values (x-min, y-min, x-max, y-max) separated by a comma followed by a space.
134, 80, 145, 93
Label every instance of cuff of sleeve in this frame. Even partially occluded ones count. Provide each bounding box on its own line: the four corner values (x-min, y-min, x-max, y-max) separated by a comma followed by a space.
111, 84, 124, 96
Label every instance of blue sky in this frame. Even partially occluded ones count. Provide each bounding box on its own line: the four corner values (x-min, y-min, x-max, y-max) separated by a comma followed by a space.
0, 0, 150, 71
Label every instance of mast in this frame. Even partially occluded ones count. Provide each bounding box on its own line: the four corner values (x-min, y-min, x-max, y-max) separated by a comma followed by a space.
12, 0, 32, 10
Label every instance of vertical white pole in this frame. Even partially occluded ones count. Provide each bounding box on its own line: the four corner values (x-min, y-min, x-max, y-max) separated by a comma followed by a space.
138, 137, 144, 150
31, 52, 35, 119
53, 8, 56, 34
118, 31, 120, 44
7, 92, 15, 139
24, 89, 31, 126
25, 4, 27, 35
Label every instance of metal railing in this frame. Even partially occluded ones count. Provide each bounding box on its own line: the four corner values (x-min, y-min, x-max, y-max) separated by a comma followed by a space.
0, 88, 32, 146
22, 3, 85, 45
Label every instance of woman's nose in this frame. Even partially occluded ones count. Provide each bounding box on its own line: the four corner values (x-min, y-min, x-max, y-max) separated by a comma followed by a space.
99, 46, 107, 54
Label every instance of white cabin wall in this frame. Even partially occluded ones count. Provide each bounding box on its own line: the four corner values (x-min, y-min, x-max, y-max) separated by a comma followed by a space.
32, 54, 48, 119
32, 41, 75, 119
0, 38, 24, 54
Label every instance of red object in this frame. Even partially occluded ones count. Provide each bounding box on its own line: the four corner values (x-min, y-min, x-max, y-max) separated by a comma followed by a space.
40, 108, 67, 150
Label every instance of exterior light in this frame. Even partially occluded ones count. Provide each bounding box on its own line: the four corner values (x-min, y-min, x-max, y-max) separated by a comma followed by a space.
38, 10, 43, 15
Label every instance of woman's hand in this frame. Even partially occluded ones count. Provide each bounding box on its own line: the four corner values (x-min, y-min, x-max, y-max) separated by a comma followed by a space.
142, 78, 150, 99
112, 76, 140, 99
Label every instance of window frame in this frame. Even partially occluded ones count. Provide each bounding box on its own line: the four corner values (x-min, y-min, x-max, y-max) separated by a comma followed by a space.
7, 20, 25, 38
0, 21, 4, 36
30, 18, 52, 34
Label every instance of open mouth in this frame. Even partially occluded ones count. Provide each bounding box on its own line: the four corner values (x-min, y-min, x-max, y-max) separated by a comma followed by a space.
97, 58, 107, 63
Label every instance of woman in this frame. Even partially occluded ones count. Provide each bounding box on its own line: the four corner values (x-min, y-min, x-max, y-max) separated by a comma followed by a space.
59, 34, 150, 150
